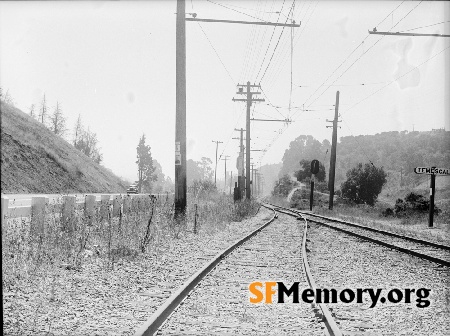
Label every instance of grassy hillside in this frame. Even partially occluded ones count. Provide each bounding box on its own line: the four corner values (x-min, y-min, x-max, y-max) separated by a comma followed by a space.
1, 102, 128, 193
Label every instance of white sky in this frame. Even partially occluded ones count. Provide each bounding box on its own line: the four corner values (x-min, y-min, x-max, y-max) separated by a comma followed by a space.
1, 0, 449, 183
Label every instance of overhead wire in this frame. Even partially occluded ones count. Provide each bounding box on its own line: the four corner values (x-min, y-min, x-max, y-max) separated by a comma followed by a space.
293, 1, 406, 113
258, 0, 296, 83
206, 0, 270, 23
196, 22, 236, 84
341, 44, 450, 116
305, 0, 424, 110
399, 20, 450, 33
254, 0, 286, 81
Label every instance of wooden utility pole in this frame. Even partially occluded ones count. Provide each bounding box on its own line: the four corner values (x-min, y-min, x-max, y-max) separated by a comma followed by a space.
222, 155, 230, 192
233, 82, 264, 199
230, 171, 233, 195
234, 128, 245, 198
175, 0, 187, 218
173, 10, 299, 210
212, 140, 223, 187
326, 91, 340, 210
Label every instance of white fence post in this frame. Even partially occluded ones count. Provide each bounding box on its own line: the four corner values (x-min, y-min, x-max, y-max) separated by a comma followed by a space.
101, 194, 111, 221
123, 195, 131, 214
1, 196, 9, 233
31, 196, 49, 235
85, 195, 96, 224
62, 196, 76, 230
112, 195, 122, 217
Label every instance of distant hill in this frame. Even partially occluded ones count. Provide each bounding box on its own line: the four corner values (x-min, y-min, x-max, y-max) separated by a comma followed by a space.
274, 131, 450, 202
1, 102, 128, 194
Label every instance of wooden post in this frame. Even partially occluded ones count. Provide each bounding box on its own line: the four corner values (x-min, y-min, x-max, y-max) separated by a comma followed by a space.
101, 194, 111, 221
85, 195, 96, 223
31, 196, 48, 234
193, 204, 198, 234
428, 172, 436, 227
62, 196, 76, 231
112, 195, 122, 217
1, 196, 9, 233
123, 195, 131, 214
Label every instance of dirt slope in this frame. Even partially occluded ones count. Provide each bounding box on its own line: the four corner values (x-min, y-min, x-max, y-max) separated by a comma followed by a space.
1, 102, 127, 193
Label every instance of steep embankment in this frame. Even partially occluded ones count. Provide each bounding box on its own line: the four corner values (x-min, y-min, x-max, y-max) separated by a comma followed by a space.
1, 102, 127, 193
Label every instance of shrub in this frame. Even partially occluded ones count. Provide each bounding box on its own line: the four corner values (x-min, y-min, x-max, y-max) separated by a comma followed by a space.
340, 163, 387, 206
381, 192, 441, 218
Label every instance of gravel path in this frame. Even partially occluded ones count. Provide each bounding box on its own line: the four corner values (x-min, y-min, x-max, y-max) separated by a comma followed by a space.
3, 208, 275, 336
157, 212, 325, 336
307, 223, 450, 335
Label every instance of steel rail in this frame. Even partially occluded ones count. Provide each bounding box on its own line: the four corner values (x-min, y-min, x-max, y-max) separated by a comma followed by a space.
134, 207, 278, 336
263, 204, 343, 336
295, 210, 450, 251
269, 202, 449, 267
303, 216, 450, 267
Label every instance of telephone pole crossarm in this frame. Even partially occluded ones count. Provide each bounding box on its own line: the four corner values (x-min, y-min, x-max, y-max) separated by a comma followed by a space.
368, 30, 450, 38
251, 118, 289, 122
186, 17, 301, 27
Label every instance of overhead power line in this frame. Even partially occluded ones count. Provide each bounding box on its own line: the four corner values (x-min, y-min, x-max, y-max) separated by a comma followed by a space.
399, 20, 450, 32
341, 44, 450, 116
301, 0, 423, 113
195, 22, 236, 84
295, 1, 405, 112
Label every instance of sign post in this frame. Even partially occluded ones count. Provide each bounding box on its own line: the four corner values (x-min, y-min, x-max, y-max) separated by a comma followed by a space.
429, 172, 435, 228
310, 160, 320, 211
414, 166, 449, 228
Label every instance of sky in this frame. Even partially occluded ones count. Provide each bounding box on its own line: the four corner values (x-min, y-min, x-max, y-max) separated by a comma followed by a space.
1, 0, 449, 185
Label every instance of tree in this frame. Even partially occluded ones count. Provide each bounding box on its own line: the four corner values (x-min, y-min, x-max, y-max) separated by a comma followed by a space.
38, 94, 48, 125
75, 128, 103, 164
49, 101, 67, 137
73, 116, 103, 164
0, 88, 15, 106
136, 134, 157, 193
280, 135, 326, 176
73, 114, 83, 146
29, 104, 36, 119
198, 157, 214, 180
340, 163, 387, 206
295, 159, 326, 182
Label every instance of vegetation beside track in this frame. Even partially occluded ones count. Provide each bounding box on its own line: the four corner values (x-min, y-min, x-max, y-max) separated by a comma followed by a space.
2, 191, 260, 335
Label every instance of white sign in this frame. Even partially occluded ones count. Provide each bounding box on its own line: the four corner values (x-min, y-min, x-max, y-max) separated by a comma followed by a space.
414, 167, 450, 176
236, 155, 244, 172
175, 153, 181, 165
175, 141, 181, 153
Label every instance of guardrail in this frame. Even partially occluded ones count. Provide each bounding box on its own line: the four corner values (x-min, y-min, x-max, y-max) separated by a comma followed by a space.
1, 193, 172, 229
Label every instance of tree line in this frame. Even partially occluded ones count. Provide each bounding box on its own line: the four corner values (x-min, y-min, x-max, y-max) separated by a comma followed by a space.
1, 88, 103, 164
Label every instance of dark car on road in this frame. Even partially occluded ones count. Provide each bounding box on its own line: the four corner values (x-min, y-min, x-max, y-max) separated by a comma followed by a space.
126, 184, 138, 194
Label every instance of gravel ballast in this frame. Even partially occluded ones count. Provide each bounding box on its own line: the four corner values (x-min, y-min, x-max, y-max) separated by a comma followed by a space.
158, 212, 325, 335
307, 222, 450, 335
3, 208, 276, 336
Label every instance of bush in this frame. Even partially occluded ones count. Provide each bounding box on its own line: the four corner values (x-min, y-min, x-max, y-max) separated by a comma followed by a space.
341, 163, 387, 206
381, 192, 441, 218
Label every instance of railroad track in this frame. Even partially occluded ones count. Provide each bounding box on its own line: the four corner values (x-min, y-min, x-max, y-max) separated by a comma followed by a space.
134, 205, 342, 336
270, 204, 450, 267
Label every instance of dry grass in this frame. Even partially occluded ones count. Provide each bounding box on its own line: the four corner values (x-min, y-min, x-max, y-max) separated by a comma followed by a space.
2, 193, 259, 292
1, 101, 128, 193
313, 203, 450, 245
